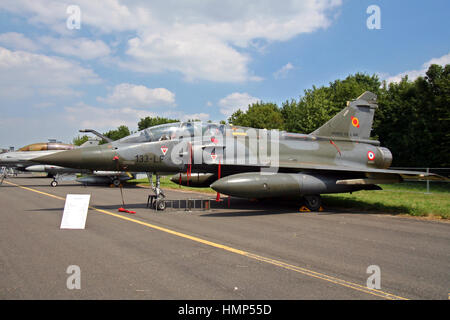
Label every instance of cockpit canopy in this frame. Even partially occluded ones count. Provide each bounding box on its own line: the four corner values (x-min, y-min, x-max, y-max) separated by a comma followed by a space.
19, 142, 75, 151
117, 122, 228, 144
114, 121, 301, 145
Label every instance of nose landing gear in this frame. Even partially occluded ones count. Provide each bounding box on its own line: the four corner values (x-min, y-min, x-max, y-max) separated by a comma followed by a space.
147, 173, 166, 210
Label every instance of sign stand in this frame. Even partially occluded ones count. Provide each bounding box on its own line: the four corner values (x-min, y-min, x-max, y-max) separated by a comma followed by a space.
60, 194, 91, 229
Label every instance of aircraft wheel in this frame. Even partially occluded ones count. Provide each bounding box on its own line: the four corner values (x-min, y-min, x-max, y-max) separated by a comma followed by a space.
155, 199, 166, 211
50, 180, 58, 187
304, 195, 321, 211
113, 179, 121, 187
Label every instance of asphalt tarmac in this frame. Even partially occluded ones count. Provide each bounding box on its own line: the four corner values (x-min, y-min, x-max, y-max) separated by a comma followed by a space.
0, 175, 449, 300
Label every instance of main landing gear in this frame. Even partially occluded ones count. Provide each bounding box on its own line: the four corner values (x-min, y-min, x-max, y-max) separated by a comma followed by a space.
50, 174, 60, 187
147, 173, 166, 210
302, 195, 322, 211
0, 167, 7, 185
112, 177, 121, 187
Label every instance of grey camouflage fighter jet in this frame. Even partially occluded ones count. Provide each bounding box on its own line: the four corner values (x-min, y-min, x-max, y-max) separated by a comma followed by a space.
33, 92, 446, 210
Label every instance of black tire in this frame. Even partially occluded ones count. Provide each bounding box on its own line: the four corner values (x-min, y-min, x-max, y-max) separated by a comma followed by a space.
51, 180, 58, 187
304, 195, 321, 211
156, 199, 166, 211
113, 179, 121, 187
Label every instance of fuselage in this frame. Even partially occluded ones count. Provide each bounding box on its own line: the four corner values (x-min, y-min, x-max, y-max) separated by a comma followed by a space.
31, 122, 393, 175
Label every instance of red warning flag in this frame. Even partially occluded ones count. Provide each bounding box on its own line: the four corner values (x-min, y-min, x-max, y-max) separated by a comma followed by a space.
216, 159, 221, 202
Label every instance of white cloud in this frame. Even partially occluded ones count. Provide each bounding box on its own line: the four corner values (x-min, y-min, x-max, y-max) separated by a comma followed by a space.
176, 112, 210, 122
274, 62, 294, 79
0, 46, 100, 100
39, 37, 111, 60
0, 33, 111, 60
384, 52, 450, 84
0, 0, 147, 34
218, 92, 260, 116
0, 32, 39, 52
65, 103, 155, 130
123, 32, 255, 82
426, 53, 450, 67
0, 0, 343, 82
64, 103, 210, 131
97, 83, 176, 108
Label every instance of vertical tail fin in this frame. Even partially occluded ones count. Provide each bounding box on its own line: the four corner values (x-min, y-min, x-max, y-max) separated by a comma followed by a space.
311, 91, 378, 141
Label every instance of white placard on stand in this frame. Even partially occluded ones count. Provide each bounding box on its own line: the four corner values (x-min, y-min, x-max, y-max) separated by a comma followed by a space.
60, 194, 91, 229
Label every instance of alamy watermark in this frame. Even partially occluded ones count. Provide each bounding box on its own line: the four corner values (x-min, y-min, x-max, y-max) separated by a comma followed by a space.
366, 265, 381, 289
66, 265, 81, 290
367, 5, 381, 30
66, 5, 81, 30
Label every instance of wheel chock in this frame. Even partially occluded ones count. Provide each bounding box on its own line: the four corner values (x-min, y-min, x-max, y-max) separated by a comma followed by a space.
299, 206, 324, 212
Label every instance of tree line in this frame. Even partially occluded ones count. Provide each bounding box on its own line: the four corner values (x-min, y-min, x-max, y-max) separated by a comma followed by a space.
73, 64, 449, 167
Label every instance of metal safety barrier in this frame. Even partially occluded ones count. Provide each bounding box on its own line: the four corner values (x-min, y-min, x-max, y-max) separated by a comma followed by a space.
147, 197, 212, 211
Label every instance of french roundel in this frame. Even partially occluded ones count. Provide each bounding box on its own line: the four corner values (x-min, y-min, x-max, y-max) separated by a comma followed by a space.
367, 151, 375, 161
351, 116, 360, 128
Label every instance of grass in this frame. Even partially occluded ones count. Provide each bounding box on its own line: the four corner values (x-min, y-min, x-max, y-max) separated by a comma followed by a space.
127, 176, 217, 194
323, 187, 450, 220
127, 177, 450, 219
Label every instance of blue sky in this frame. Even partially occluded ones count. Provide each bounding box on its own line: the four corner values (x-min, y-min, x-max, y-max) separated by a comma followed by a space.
0, 0, 449, 148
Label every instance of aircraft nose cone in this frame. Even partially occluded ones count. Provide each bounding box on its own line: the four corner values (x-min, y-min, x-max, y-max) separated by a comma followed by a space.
33, 149, 83, 169
33, 146, 115, 170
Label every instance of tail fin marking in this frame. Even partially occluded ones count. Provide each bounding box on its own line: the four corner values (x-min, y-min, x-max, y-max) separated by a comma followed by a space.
311, 91, 378, 141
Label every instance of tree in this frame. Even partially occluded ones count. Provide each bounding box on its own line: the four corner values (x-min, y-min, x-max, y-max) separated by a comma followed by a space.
228, 102, 284, 129
281, 73, 382, 134
374, 64, 450, 167
72, 135, 89, 146
101, 125, 131, 144
281, 87, 333, 134
138, 116, 179, 131
424, 64, 450, 167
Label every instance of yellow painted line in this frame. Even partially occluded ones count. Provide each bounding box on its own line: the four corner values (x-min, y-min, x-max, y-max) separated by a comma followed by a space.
5, 180, 408, 300
4, 181, 66, 201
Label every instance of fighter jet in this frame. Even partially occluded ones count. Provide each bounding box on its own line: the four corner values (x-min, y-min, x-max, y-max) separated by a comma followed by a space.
76, 171, 135, 187
33, 92, 446, 210
0, 140, 90, 185
17, 141, 75, 152
0, 140, 132, 187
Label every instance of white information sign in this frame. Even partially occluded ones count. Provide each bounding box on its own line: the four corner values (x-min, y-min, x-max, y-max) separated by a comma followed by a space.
60, 194, 91, 229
